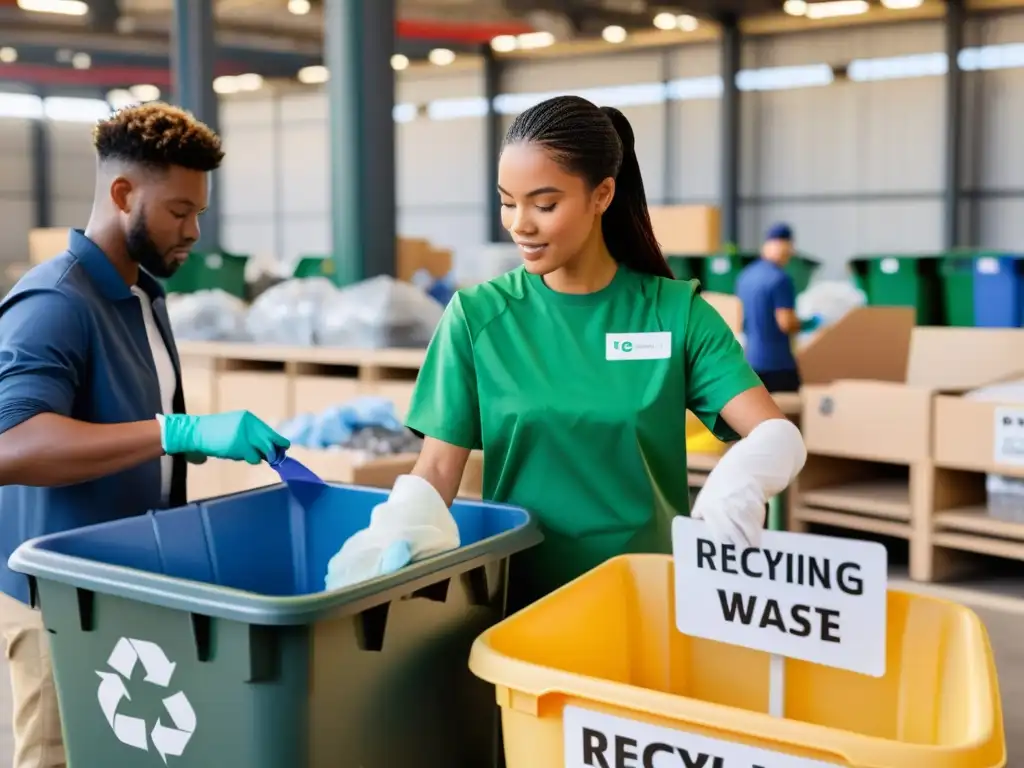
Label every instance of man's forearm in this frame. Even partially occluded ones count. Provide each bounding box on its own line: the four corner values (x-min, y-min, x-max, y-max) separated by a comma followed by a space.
0, 413, 165, 487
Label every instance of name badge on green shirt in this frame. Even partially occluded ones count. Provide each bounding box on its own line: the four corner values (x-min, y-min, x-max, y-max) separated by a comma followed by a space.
605, 332, 672, 361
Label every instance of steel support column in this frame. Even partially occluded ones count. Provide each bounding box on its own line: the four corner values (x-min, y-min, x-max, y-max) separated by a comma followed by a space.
171, 0, 221, 251
325, 0, 397, 284
719, 15, 741, 248
32, 92, 51, 229
483, 46, 503, 242
943, 0, 965, 249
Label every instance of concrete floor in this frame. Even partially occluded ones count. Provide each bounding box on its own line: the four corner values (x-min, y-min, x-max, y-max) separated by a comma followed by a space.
0, 606, 1017, 765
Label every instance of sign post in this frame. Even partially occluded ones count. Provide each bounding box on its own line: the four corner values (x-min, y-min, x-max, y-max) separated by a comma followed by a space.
672, 516, 888, 719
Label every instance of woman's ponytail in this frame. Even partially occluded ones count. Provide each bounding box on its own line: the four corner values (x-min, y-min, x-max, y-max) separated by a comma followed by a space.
503, 96, 674, 280
599, 106, 674, 280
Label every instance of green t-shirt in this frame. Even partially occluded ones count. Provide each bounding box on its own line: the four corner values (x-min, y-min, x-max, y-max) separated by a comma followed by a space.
405, 265, 761, 609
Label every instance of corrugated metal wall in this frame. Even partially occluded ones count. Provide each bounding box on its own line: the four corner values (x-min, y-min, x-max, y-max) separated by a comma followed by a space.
1, 12, 1023, 282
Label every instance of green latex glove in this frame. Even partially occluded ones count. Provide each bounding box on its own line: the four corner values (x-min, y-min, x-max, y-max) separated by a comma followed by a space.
160, 411, 290, 465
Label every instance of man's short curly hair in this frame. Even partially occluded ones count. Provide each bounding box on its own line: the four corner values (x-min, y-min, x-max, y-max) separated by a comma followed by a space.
92, 102, 224, 172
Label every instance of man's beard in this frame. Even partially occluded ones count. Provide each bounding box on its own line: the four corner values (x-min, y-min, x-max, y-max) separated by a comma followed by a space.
126, 211, 180, 280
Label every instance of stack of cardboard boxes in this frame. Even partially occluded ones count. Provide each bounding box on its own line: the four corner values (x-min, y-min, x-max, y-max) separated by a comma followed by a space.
796, 310, 1024, 580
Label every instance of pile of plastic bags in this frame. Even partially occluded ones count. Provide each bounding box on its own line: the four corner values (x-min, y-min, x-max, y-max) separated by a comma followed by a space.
277, 396, 423, 456
166, 290, 250, 341
166, 275, 447, 349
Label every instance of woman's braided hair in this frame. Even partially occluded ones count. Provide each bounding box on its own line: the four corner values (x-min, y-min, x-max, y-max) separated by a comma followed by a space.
503, 95, 673, 279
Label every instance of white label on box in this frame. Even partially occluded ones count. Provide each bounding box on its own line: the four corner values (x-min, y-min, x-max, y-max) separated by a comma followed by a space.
671, 518, 888, 677
994, 407, 1024, 466
564, 706, 840, 768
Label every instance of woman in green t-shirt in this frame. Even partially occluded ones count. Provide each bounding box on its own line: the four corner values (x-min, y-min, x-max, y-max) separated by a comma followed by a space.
343, 95, 806, 611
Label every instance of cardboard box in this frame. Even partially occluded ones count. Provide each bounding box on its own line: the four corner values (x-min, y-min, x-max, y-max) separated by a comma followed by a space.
801, 319, 1024, 464
647, 205, 720, 253
397, 238, 452, 282
933, 382, 1024, 477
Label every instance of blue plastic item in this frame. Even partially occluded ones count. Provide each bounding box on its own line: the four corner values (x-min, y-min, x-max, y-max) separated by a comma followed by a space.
268, 447, 324, 485
278, 397, 405, 449
974, 253, 1024, 328
268, 447, 328, 511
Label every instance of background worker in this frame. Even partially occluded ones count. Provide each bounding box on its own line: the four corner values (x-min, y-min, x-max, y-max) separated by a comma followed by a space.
337, 95, 807, 612
735, 223, 818, 393
0, 103, 289, 768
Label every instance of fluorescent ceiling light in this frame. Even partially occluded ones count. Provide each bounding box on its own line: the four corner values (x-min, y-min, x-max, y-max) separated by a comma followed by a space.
880, 0, 923, 7
212, 75, 239, 95
805, 0, 870, 19
106, 89, 135, 109
17, 0, 88, 15
428, 48, 455, 66
677, 15, 699, 31
234, 73, 263, 91
0, 93, 43, 118
784, 0, 809, 15
298, 65, 328, 84
602, 25, 627, 44
653, 12, 677, 30
491, 35, 517, 53
44, 96, 111, 122
517, 31, 555, 49
287, 0, 310, 14
390, 54, 409, 71
129, 84, 160, 102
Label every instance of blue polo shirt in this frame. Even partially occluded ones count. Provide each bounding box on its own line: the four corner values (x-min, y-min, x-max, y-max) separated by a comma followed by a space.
735, 259, 798, 373
0, 229, 187, 605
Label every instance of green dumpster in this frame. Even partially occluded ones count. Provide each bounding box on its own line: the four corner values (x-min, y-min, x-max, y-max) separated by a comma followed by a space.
939, 252, 975, 327
665, 254, 702, 282
293, 255, 336, 281
163, 251, 249, 299
701, 251, 757, 294
9, 483, 541, 767
849, 254, 943, 325
786, 253, 820, 295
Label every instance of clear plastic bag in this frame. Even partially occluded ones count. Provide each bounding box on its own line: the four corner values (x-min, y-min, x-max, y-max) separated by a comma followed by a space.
795, 279, 867, 327
245, 277, 340, 346
166, 289, 250, 341
316, 275, 445, 349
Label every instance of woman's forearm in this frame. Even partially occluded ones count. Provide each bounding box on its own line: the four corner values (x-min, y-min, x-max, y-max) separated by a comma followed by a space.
0, 413, 165, 487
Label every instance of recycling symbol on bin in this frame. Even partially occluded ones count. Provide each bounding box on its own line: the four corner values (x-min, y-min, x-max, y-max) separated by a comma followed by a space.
96, 637, 197, 763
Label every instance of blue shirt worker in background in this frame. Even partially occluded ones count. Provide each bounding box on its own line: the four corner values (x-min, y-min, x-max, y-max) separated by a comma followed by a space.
735, 223, 817, 393
0, 103, 289, 768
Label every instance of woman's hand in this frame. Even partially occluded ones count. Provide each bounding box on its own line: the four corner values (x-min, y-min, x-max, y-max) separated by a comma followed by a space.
691, 387, 806, 548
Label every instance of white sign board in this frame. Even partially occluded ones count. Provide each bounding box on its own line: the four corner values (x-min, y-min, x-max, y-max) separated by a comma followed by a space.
564, 707, 840, 768
994, 407, 1024, 466
672, 517, 887, 677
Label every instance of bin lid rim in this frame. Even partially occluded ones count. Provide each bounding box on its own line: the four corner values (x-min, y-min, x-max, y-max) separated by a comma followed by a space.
8, 516, 542, 626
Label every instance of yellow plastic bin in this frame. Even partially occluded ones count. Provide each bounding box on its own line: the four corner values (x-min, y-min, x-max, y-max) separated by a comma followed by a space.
469, 555, 1005, 768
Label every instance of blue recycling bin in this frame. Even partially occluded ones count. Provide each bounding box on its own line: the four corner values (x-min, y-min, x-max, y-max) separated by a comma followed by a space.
9, 482, 541, 768
973, 253, 1024, 327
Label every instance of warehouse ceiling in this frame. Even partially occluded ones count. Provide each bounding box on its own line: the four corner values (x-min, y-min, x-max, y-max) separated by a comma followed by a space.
0, 0, 1017, 90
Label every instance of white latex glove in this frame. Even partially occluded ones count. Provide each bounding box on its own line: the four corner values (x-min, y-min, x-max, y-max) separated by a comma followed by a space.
325, 474, 460, 590
691, 418, 806, 549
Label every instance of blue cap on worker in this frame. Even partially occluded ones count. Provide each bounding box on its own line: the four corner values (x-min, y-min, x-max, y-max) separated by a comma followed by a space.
765, 222, 793, 242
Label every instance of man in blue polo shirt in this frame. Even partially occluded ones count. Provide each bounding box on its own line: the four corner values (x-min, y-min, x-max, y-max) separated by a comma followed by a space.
735, 223, 817, 393
0, 103, 289, 768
